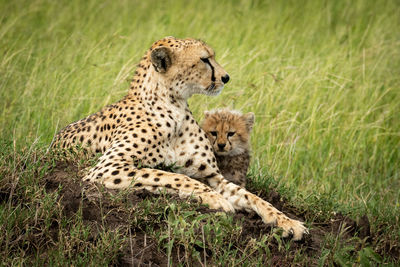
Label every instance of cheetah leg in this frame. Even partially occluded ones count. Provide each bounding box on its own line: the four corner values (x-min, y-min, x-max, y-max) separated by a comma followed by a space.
208, 175, 308, 240
84, 163, 234, 212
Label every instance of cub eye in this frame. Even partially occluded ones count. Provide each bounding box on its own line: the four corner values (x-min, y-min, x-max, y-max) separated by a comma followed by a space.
227, 132, 235, 137
210, 131, 217, 137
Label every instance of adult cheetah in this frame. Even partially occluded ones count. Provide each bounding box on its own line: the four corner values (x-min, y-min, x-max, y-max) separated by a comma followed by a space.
52, 37, 308, 240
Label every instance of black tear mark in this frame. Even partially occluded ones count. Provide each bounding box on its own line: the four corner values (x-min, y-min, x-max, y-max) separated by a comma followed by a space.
201, 58, 216, 82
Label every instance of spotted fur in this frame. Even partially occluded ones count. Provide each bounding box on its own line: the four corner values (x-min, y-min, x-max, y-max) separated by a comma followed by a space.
52, 37, 308, 240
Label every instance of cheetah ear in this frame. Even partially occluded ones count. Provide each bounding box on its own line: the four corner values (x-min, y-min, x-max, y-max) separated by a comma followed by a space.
151, 46, 172, 73
243, 112, 255, 132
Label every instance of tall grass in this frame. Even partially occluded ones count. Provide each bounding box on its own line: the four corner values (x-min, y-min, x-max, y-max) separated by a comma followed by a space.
1, 0, 399, 236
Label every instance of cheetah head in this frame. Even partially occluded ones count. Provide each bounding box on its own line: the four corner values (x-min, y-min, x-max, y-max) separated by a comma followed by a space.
149, 37, 230, 99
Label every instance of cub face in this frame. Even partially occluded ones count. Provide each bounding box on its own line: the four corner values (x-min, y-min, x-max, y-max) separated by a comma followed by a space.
201, 109, 254, 156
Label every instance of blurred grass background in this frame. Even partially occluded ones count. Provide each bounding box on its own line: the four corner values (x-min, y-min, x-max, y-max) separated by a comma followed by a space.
1, 0, 399, 240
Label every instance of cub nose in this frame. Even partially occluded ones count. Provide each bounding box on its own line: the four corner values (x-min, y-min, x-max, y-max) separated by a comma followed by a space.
218, 143, 226, 150
221, 74, 230, 84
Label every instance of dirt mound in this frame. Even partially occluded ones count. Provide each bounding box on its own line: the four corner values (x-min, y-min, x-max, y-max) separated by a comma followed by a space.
44, 163, 168, 266
42, 162, 373, 266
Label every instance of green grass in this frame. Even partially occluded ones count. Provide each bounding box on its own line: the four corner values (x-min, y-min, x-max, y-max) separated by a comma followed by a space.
1, 0, 399, 265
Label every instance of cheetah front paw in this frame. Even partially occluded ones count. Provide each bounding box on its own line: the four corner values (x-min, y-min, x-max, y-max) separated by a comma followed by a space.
278, 217, 309, 241
256, 201, 308, 241
201, 192, 235, 212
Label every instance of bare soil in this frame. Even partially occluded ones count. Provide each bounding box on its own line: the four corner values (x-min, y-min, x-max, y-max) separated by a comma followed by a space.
41, 161, 375, 266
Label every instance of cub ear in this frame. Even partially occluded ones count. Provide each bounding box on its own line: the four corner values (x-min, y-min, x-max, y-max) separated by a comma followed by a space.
203, 111, 211, 119
151, 46, 172, 73
243, 112, 255, 131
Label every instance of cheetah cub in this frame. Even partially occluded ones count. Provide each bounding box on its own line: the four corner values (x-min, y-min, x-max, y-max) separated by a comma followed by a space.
201, 109, 254, 187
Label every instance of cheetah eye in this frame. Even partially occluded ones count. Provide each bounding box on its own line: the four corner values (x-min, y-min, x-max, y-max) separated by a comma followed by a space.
227, 132, 235, 137
201, 57, 210, 64
210, 131, 217, 137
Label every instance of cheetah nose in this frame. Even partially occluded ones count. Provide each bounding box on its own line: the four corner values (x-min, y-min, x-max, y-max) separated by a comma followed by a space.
221, 74, 230, 84
218, 143, 226, 150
